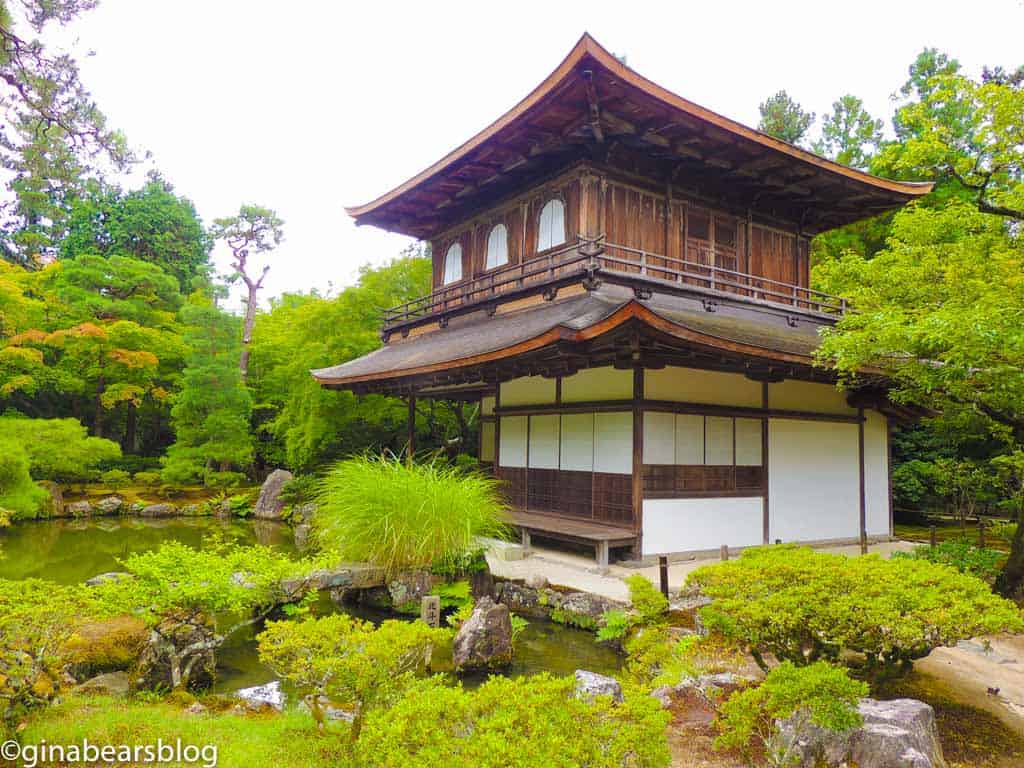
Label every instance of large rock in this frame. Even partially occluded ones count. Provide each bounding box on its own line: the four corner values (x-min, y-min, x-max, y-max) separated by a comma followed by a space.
95, 496, 124, 516
254, 469, 293, 520
779, 698, 946, 768
574, 669, 623, 703
280, 564, 386, 596
453, 596, 513, 670
77, 671, 130, 697
495, 580, 623, 629
62, 615, 148, 681
85, 571, 131, 587
236, 680, 283, 711
139, 503, 177, 518
388, 571, 440, 613
66, 500, 93, 517
134, 611, 217, 693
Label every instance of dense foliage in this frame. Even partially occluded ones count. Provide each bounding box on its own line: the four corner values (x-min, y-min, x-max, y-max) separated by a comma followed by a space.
714, 661, 868, 765
688, 545, 1023, 679
258, 614, 445, 740
356, 674, 671, 768
894, 538, 1005, 582
315, 454, 509, 575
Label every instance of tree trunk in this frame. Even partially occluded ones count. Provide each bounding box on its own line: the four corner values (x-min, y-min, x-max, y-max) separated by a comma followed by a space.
239, 282, 258, 382
93, 377, 105, 438
996, 521, 1024, 601
124, 403, 137, 454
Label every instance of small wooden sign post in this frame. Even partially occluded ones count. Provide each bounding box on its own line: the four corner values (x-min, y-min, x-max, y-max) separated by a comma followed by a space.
421, 595, 441, 628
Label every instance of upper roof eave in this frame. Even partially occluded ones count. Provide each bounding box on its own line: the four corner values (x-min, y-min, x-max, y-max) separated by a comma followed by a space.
345, 33, 933, 229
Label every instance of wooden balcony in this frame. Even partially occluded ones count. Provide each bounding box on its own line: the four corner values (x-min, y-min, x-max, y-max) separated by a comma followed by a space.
382, 235, 847, 332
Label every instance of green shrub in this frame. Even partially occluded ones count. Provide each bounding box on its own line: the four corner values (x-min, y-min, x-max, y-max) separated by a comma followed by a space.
688, 544, 1024, 679
0, 439, 48, 519
132, 470, 162, 486
356, 674, 671, 767
625, 574, 668, 624
0, 416, 121, 484
99, 469, 130, 488
893, 538, 1004, 582
315, 455, 508, 576
280, 474, 318, 506
596, 609, 631, 642
714, 661, 867, 765
203, 470, 247, 489
0, 508, 9, 528
258, 614, 446, 741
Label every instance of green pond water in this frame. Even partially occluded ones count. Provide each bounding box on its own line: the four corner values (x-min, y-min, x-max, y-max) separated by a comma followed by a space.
0, 518, 621, 693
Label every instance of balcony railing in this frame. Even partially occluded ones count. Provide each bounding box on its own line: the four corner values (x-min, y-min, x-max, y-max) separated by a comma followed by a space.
382, 235, 847, 329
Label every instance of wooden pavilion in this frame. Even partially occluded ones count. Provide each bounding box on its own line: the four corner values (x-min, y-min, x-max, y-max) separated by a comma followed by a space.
313, 34, 932, 564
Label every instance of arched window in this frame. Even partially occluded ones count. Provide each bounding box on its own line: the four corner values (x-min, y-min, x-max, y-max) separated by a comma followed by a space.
537, 198, 566, 252
485, 224, 509, 270
443, 243, 462, 285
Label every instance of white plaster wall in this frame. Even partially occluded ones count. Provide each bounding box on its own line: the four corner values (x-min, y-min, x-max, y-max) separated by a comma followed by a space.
498, 415, 528, 468
768, 418, 859, 542
481, 396, 495, 416
864, 411, 891, 536
769, 380, 856, 416
642, 497, 763, 555
645, 366, 761, 407
562, 367, 632, 403
500, 376, 556, 407
594, 412, 632, 474
560, 413, 594, 471
480, 421, 495, 463
528, 414, 560, 469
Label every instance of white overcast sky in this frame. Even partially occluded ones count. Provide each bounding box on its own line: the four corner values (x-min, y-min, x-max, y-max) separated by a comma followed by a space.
45, 0, 1024, 311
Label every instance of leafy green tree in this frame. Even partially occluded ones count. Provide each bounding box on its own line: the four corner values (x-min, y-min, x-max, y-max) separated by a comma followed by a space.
258, 614, 445, 740
880, 58, 1024, 220
757, 90, 814, 145
60, 176, 212, 291
813, 95, 883, 169
211, 204, 284, 381
162, 298, 252, 485
0, 1, 132, 265
248, 252, 439, 471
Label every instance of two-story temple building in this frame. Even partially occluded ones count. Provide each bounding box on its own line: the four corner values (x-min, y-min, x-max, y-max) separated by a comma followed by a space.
313, 34, 932, 564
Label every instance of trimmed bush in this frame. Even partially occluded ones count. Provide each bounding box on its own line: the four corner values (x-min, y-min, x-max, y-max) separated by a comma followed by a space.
99, 469, 130, 488
714, 661, 868, 765
0, 416, 121, 484
315, 455, 508, 575
688, 544, 1024, 679
356, 674, 671, 767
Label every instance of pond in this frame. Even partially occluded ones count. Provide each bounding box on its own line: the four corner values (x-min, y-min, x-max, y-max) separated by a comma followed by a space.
0, 518, 622, 692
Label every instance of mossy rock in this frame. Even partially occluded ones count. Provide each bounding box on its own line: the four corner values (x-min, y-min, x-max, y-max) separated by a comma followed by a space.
62, 615, 149, 682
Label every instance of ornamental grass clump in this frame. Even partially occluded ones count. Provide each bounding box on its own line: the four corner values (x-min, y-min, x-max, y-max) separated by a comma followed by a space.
315, 454, 509, 575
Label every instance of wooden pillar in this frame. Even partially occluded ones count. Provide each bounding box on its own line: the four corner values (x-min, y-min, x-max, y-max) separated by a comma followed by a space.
632, 365, 645, 557
858, 407, 867, 553
762, 381, 770, 544
494, 385, 501, 468
407, 393, 417, 464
